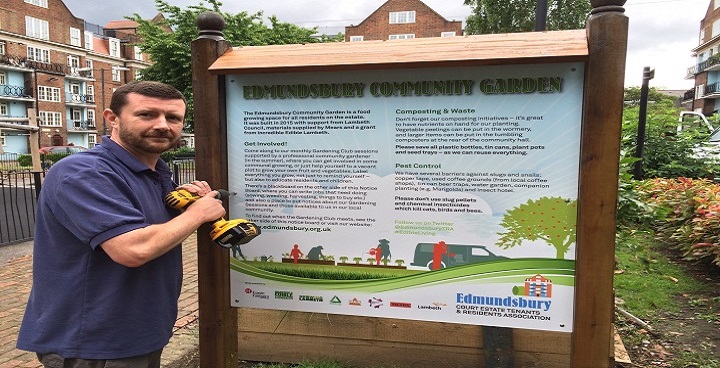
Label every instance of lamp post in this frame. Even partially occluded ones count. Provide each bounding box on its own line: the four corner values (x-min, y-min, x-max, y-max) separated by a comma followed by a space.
536, 0, 548, 31
633, 66, 655, 180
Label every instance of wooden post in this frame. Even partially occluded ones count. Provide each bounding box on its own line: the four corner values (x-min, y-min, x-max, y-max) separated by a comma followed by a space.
191, 11, 235, 368
572, 1, 628, 367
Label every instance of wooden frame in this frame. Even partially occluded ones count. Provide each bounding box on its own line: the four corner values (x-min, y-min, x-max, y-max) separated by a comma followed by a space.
190, 1, 627, 366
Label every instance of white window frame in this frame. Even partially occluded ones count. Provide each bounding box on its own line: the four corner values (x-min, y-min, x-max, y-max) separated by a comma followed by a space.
25, 16, 49, 40
84, 31, 94, 51
0, 103, 8, 116
112, 68, 121, 82
27, 46, 50, 63
38, 111, 62, 127
67, 55, 80, 68
0, 41, 5, 55
134, 46, 143, 61
0, 72, 6, 85
38, 86, 61, 102
89, 134, 97, 148
25, 0, 48, 8
87, 110, 95, 126
86, 85, 95, 102
389, 11, 416, 24
349, 36, 364, 42
70, 27, 82, 47
85, 60, 94, 77
389, 34, 415, 40
109, 38, 121, 58
441, 32, 456, 37
0, 131, 5, 147
69, 82, 81, 95
713, 19, 720, 39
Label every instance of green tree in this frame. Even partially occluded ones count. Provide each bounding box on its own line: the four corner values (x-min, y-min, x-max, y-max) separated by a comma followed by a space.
463, 0, 591, 35
496, 196, 577, 259
130, 0, 343, 130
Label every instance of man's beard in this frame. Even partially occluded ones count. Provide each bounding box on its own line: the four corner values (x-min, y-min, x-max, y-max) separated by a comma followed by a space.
118, 126, 180, 154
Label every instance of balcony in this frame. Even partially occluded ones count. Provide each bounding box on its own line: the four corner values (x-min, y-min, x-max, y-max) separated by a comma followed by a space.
703, 82, 720, 99
65, 92, 95, 106
66, 67, 94, 80
0, 84, 33, 100
686, 65, 698, 80
68, 119, 96, 131
683, 89, 695, 102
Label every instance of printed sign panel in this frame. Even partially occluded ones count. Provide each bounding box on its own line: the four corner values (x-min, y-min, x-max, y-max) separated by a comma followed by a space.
226, 62, 583, 332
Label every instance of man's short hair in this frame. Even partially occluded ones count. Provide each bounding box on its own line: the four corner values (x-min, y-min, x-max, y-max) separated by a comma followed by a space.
109, 81, 187, 116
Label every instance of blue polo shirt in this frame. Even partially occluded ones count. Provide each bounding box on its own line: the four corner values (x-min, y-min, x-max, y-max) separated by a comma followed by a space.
17, 137, 182, 359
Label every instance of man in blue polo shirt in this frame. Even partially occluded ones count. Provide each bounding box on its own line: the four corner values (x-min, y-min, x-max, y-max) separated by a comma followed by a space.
17, 81, 226, 368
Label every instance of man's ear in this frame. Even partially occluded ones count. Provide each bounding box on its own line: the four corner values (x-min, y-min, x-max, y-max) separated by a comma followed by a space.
103, 109, 118, 128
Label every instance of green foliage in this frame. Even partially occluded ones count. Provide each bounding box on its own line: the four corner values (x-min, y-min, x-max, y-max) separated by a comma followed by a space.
463, 0, 591, 34
620, 91, 719, 180
160, 147, 195, 162
17, 154, 32, 167
496, 196, 577, 259
130, 0, 340, 130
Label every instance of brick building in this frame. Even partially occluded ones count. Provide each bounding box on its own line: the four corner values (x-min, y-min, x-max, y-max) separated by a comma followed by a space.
684, 0, 720, 115
0, 0, 154, 153
345, 0, 462, 42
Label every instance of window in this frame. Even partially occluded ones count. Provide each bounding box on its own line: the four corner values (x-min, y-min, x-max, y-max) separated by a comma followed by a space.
701, 29, 706, 43
389, 34, 415, 40
0, 72, 6, 85
135, 69, 142, 80
85, 60, 94, 77
25, 16, 49, 40
0, 131, 5, 147
67, 55, 80, 68
27, 46, 50, 63
69, 82, 81, 95
713, 19, 720, 38
349, 36, 364, 42
389, 11, 415, 24
112, 68, 121, 82
441, 32, 456, 37
86, 85, 94, 102
134, 46, 143, 61
697, 84, 705, 98
0, 41, 5, 55
38, 111, 62, 127
70, 27, 82, 47
109, 38, 120, 58
0, 103, 7, 116
38, 86, 61, 102
25, 0, 48, 7
87, 110, 95, 126
84, 31, 94, 51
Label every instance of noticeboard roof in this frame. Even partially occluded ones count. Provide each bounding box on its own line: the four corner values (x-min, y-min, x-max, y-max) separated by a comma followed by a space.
208, 29, 588, 75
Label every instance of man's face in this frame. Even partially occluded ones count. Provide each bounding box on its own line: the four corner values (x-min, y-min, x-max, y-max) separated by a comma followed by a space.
109, 92, 186, 154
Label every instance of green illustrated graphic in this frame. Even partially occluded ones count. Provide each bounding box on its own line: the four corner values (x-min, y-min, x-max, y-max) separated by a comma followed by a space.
496, 196, 577, 259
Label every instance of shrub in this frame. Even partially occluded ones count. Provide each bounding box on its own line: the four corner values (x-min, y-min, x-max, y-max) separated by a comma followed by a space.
634, 177, 720, 267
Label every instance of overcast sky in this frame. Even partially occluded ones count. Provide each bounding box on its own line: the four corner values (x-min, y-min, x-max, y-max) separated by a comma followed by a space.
61, 0, 708, 90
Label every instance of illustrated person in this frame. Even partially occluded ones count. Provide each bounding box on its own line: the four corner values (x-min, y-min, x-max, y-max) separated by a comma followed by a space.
231, 244, 246, 260
307, 245, 324, 260
290, 244, 303, 263
369, 245, 382, 264
377, 238, 391, 262
432, 240, 454, 270
16, 81, 227, 368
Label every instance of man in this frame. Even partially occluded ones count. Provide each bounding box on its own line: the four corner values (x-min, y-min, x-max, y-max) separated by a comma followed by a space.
17, 81, 226, 368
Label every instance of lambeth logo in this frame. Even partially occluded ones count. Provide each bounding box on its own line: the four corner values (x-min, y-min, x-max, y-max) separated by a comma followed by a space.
349, 298, 362, 306
299, 295, 323, 302
368, 297, 383, 309
274, 291, 293, 300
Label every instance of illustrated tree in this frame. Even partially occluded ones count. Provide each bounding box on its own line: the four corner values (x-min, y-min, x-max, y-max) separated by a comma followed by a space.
463, 0, 591, 35
352, 257, 362, 264
129, 0, 343, 130
367, 258, 376, 265
339, 256, 349, 264
496, 196, 577, 259
395, 259, 405, 267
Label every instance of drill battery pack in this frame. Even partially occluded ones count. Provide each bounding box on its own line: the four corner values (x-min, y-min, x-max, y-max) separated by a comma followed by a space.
210, 219, 261, 248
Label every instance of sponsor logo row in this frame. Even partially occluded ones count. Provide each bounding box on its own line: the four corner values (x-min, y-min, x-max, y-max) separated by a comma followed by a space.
243, 289, 447, 311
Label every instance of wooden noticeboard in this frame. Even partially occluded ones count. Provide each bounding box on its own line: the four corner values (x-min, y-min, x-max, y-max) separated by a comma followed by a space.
190, 1, 628, 367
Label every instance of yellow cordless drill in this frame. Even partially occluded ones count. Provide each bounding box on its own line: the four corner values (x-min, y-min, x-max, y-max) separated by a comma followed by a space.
165, 188, 261, 248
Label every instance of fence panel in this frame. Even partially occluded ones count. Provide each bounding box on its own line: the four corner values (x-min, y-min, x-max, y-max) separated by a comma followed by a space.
0, 170, 40, 246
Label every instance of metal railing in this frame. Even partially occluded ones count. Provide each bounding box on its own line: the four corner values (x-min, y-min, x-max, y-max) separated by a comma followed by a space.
0, 85, 32, 98
0, 155, 197, 247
